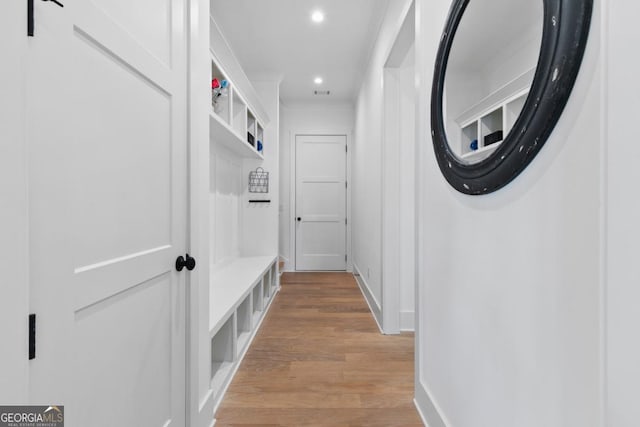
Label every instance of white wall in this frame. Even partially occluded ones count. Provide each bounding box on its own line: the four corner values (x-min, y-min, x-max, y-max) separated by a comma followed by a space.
210, 149, 242, 265
353, 0, 414, 322
605, 2, 640, 426
279, 103, 354, 270
415, 1, 602, 426
243, 80, 280, 257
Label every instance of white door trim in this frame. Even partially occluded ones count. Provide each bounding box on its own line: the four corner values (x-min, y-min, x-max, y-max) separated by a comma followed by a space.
290, 129, 352, 272
382, 68, 402, 334
186, 0, 215, 426
0, 0, 29, 403
381, 1, 416, 335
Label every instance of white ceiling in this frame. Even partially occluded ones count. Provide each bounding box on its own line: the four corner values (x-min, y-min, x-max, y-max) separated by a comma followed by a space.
448, 0, 543, 71
211, 0, 390, 104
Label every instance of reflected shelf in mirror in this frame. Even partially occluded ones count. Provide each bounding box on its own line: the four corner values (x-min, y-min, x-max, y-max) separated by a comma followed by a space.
443, 0, 542, 164
457, 89, 529, 163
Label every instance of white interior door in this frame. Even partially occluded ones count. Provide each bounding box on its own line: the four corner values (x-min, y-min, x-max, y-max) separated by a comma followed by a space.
295, 134, 347, 271
26, 1, 187, 426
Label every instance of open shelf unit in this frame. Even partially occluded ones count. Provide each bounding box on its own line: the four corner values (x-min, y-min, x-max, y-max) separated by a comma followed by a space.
208, 256, 279, 408
210, 53, 266, 160
459, 88, 530, 162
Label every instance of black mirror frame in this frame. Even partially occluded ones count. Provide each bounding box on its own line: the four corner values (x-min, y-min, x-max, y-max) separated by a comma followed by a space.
430, 0, 593, 195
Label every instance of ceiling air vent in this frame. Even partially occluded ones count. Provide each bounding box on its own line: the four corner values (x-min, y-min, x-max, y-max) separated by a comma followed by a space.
314, 90, 331, 96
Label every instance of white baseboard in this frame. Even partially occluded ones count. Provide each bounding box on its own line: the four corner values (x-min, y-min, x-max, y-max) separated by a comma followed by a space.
279, 255, 292, 272
414, 379, 451, 427
353, 264, 383, 333
400, 310, 415, 332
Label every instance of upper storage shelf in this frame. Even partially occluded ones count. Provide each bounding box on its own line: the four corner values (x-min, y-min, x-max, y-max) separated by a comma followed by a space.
210, 54, 265, 159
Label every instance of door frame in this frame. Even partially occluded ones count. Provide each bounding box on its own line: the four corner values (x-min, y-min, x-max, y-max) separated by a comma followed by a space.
0, 0, 29, 403
381, 1, 416, 335
290, 130, 352, 272
186, 0, 216, 425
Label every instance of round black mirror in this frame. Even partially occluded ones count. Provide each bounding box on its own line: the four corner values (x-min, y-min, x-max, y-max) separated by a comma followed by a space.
431, 0, 593, 195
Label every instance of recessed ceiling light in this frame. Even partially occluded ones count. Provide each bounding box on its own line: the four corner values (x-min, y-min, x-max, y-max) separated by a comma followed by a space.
314, 77, 323, 85
311, 10, 325, 23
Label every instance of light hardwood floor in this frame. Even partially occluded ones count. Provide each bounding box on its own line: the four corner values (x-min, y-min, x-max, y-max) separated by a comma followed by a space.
215, 272, 423, 426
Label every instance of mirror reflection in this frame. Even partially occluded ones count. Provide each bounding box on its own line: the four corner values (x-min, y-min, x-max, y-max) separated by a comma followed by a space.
444, 0, 543, 164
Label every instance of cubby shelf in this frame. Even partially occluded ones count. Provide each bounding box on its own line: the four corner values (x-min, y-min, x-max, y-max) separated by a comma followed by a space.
209, 110, 263, 160
210, 53, 266, 159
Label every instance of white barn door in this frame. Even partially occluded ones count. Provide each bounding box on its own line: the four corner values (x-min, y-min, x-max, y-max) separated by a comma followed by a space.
295, 134, 347, 271
26, 1, 188, 426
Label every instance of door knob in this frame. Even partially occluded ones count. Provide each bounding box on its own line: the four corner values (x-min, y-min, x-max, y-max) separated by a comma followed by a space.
297, 217, 301, 222
176, 253, 196, 272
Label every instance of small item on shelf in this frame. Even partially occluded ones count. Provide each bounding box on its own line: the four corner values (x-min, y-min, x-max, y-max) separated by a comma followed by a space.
484, 130, 503, 146
470, 139, 478, 151
211, 78, 229, 112
247, 132, 255, 147
248, 167, 269, 193
257, 140, 263, 152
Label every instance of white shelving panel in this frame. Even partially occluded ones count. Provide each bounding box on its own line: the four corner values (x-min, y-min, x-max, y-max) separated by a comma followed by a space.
252, 283, 263, 325
209, 110, 263, 160
236, 295, 252, 355
231, 90, 246, 138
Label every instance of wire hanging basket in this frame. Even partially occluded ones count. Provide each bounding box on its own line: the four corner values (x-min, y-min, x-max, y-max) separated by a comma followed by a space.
248, 167, 269, 193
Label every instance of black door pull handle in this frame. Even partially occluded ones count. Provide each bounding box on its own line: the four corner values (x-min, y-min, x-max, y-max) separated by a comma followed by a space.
176, 254, 196, 272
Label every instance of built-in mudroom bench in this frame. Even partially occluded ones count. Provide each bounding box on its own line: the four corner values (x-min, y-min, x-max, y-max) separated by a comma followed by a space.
209, 256, 278, 405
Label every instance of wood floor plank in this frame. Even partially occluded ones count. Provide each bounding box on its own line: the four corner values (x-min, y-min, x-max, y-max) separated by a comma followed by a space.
215, 272, 423, 426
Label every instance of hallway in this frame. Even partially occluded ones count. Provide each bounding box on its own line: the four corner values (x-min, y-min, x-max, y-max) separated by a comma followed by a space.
215, 272, 422, 426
